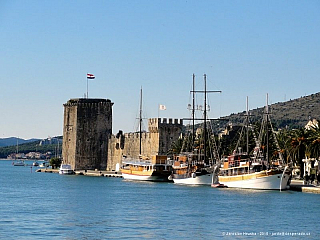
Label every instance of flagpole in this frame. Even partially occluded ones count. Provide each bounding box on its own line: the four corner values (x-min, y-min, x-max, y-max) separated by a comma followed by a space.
86, 73, 89, 99
158, 103, 159, 118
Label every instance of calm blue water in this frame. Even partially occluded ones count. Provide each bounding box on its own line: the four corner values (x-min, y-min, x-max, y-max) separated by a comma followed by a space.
0, 160, 319, 240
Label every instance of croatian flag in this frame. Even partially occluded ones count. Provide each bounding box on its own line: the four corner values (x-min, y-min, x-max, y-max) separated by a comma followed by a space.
87, 73, 95, 79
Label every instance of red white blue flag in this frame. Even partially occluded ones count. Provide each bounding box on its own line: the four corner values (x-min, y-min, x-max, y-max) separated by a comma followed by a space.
87, 73, 95, 79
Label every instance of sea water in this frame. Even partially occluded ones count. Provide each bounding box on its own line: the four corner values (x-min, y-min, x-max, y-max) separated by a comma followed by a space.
0, 160, 319, 239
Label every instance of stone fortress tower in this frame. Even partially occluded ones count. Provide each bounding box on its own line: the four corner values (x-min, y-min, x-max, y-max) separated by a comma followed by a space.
107, 118, 183, 171
62, 98, 113, 170
62, 98, 183, 171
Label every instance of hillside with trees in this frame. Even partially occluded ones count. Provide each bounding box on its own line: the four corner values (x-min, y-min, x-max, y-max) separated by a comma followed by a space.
224, 92, 320, 130
0, 137, 62, 159
0, 137, 40, 147
178, 92, 320, 178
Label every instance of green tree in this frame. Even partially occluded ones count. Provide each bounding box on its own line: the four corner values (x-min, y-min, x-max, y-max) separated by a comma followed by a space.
307, 126, 320, 159
288, 128, 309, 178
50, 157, 62, 169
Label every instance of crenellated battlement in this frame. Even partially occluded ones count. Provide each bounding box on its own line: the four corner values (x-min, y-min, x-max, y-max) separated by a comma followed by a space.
148, 118, 183, 133
148, 118, 183, 126
110, 131, 153, 140
63, 98, 113, 107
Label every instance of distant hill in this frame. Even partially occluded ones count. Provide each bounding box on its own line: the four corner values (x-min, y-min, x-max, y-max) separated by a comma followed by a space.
0, 136, 62, 158
217, 92, 320, 130
0, 137, 41, 147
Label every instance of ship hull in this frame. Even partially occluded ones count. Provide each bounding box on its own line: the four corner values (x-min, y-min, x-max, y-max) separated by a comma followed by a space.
122, 173, 170, 182
172, 173, 212, 185
218, 170, 291, 190
121, 169, 172, 182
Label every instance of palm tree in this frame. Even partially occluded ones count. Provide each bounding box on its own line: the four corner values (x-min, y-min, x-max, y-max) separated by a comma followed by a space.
287, 128, 309, 178
276, 129, 292, 163
307, 125, 320, 159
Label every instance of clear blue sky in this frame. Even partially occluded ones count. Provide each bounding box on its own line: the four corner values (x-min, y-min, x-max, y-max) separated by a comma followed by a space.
1, 0, 319, 139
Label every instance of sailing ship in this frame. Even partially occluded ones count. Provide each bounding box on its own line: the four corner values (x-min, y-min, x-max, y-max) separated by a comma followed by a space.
171, 74, 221, 185
12, 139, 25, 166
121, 88, 173, 182
215, 95, 292, 190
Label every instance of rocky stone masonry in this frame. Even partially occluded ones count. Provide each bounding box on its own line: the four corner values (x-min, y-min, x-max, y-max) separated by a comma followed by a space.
62, 98, 183, 171
62, 98, 113, 170
107, 118, 183, 171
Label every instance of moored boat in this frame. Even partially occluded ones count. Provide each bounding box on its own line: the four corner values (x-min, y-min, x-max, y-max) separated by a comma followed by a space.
121, 155, 172, 182
39, 161, 49, 167
121, 88, 173, 182
59, 164, 75, 175
171, 74, 221, 185
12, 160, 25, 166
214, 95, 292, 191
217, 154, 291, 190
171, 153, 214, 185
12, 139, 24, 166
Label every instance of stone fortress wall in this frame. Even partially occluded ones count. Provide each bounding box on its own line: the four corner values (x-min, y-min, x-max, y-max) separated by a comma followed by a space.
62, 98, 183, 171
107, 118, 183, 171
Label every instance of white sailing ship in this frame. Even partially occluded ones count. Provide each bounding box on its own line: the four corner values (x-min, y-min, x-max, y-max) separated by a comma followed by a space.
215, 95, 292, 190
171, 74, 221, 185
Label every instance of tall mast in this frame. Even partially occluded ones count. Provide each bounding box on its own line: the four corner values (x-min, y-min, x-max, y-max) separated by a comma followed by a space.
204, 74, 207, 164
189, 74, 221, 164
246, 96, 249, 154
266, 93, 269, 163
139, 87, 142, 155
192, 74, 195, 149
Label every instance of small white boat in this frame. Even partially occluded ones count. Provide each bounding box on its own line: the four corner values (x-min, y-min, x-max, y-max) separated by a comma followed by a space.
12, 160, 25, 166
59, 164, 75, 175
39, 161, 49, 167
33, 162, 39, 166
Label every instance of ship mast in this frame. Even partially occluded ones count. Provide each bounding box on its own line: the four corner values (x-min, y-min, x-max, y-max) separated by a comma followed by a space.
204, 74, 207, 164
191, 74, 221, 165
266, 93, 269, 163
192, 73, 195, 149
246, 96, 249, 154
139, 87, 142, 155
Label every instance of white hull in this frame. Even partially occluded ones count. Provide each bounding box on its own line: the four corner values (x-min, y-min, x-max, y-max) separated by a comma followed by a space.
122, 173, 170, 182
13, 161, 24, 166
173, 173, 212, 185
219, 172, 291, 190
59, 164, 74, 175
59, 170, 74, 175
